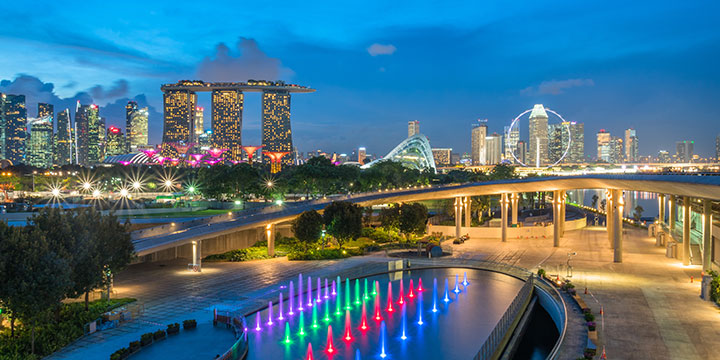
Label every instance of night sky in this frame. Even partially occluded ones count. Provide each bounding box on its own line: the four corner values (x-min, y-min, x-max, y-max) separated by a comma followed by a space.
1, 1, 718, 157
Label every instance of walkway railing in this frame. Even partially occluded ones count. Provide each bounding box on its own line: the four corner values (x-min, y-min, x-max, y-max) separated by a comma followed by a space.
214, 310, 248, 360
473, 274, 534, 360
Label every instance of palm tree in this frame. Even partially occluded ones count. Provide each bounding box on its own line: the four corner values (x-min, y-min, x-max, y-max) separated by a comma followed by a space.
591, 194, 599, 208
633, 205, 644, 222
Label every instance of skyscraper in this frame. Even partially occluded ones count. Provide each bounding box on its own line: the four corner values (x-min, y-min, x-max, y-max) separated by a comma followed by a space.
471, 120, 487, 165
658, 150, 670, 163
4, 94, 27, 165
358, 147, 366, 164
0, 94, 6, 159
548, 122, 564, 165
568, 122, 584, 163
26, 116, 53, 168
54, 109, 72, 165
716, 134, 720, 161
195, 106, 204, 138
485, 133, 502, 165
127, 106, 148, 153
106, 126, 125, 156
125, 101, 137, 152
211, 89, 243, 162
408, 120, 420, 137
75, 103, 101, 165
625, 128, 638, 162
262, 90, 293, 164
516, 140, 526, 164
597, 129, 611, 162
161, 89, 197, 157
676, 141, 694, 163
528, 104, 549, 167
610, 137, 623, 163
431, 148, 452, 166
547, 121, 583, 164
503, 125, 519, 163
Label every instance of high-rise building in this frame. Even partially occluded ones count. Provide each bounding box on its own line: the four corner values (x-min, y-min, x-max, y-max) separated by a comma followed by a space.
106, 126, 125, 156
548, 121, 583, 164
195, 106, 204, 138
211, 89, 243, 162
503, 125, 519, 163
676, 141, 694, 163
516, 140, 526, 164
126, 106, 148, 153
358, 147, 367, 164
597, 129, 611, 162
54, 109, 72, 165
0, 94, 6, 159
528, 104, 549, 167
4, 94, 27, 165
610, 137, 623, 163
624, 129, 638, 162
161, 89, 197, 157
471, 120, 488, 165
38, 103, 53, 120
26, 116, 53, 168
548, 122, 564, 165
568, 122, 584, 163
198, 130, 212, 149
408, 120, 420, 137
75, 103, 101, 165
716, 134, 720, 161
432, 148, 452, 166
485, 133, 502, 165
658, 150, 670, 163
98, 117, 106, 161
262, 90, 293, 164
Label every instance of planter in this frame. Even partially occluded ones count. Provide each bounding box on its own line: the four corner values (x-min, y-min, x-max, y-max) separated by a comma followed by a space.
128, 341, 141, 353
140, 333, 153, 346
588, 329, 598, 341
183, 319, 197, 329
167, 324, 180, 335
153, 329, 166, 341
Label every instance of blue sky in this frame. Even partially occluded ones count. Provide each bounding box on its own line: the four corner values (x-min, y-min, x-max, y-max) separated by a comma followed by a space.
1, 1, 719, 157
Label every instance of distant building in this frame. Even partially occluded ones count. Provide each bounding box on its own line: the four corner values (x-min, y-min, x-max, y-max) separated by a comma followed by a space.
54, 108, 72, 165
75, 103, 102, 165
610, 137, 623, 163
126, 101, 149, 153
548, 122, 564, 164
161, 89, 196, 158
26, 115, 53, 168
262, 90, 293, 164
408, 120, 420, 137
625, 128, 638, 162
451, 152, 460, 165
676, 141, 694, 163
106, 126, 125, 157
212, 89, 243, 162
358, 147, 367, 164
3, 94, 27, 165
597, 129, 611, 162
516, 140, 526, 164
504, 125, 519, 163
198, 129, 212, 149
568, 122, 584, 163
658, 150, 671, 163
485, 133, 502, 165
716, 134, 720, 161
471, 120, 487, 165
194, 106, 204, 138
528, 104, 549, 167
548, 121, 582, 164
432, 148, 452, 166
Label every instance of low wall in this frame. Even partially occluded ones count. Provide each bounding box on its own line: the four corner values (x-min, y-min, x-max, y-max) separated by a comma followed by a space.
429, 217, 586, 239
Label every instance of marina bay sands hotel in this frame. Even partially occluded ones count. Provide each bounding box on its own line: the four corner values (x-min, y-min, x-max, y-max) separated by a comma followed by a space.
160, 80, 315, 162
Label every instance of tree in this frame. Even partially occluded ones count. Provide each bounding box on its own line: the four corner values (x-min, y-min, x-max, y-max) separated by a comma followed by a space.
600, 199, 607, 212
378, 205, 400, 231
591, 194, 599, 208
292, 210, 324, 250
488, 163, 517, 180
633, 205, 644, 222
323, 201, 362, 248
398, 203, 429, 238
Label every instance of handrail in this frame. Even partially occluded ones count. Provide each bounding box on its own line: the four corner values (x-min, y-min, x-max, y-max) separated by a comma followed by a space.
474, 274, 534, 360
215, 310, 248, 360
534, 277, 568, 360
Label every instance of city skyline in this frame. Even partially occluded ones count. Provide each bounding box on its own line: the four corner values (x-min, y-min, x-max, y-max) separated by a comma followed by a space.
0, 2, 718, 157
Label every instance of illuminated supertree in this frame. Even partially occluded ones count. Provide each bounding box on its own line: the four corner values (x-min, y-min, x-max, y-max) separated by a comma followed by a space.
242, 145, 264, 164
207, 148, 227, 159
264, 151, 290, 174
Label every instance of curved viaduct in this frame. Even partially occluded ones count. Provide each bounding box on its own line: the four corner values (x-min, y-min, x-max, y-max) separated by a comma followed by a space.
133, 174, 720, 270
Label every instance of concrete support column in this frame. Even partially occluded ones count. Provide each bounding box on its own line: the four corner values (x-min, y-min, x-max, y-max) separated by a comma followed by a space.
683, 197, 691, 266
501, 193, 508, 242
191, 240, 202, 272
560, 191, 566, 237
454, 197, 463, 240
669, 195, 676, 236
658, 194, 666, 226
613, 189, 624, 263
511, 193, 519, 225
464, 196, 471, 228
606, 190, 614, 249
266, 223, 275, 257
703, 199, 712, 271
553, 190, 560, 247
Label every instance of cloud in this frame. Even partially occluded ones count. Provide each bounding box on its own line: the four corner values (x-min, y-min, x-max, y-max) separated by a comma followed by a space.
367, 43, 397, 56
521, 78, 595, 95
88, 79, 129, 100
195, 38, 294, 82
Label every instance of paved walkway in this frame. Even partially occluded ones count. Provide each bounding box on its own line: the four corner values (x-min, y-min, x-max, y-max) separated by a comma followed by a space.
448, 225, 720, 360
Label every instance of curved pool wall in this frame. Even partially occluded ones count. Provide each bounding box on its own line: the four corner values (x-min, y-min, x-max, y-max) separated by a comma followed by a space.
241, 267, 528, 360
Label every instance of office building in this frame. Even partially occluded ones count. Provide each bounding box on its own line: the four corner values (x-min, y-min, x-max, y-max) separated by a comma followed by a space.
676, 141, 694, 163
4, 94, 27, 165
471, 120, 488, 165
610, 137, 623, 163
597, 129, 611, 162
26, 116, 53, 168
568, 122, 584, 163
262, 90, 293, 164
658, 150, 671, 163
75, 103, 101, 166
548, 122, 564, 165
528, 104, 549, 167
198, 130, 212, 149
625, 129, 638, 162
485, 133, 502, 165
358, 147, 367, 164
195, 106, 204, 138
106, 126, 125, 156
547, 121, 583, 164
161, 89, 197, 157
432, 148, 452, 166
408, 120, 420, 137
0, 94, 6, 159
54, 109, 72, 165
516, 140, 526, 164
212, 89, 243, 162
126, 101, 149, 153
504, 125, 519, 163
716, 134, 720, 161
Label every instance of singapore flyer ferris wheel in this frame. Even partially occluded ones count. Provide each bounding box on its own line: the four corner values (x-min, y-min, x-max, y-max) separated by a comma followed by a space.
506, 104, 572, 167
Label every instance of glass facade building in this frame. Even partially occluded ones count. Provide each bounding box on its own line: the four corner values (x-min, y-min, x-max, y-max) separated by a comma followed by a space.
161, 90, 196, 157
106, 126, 125, 156
126, 101, 148, 153
54, 108, 72, 165
27, 115, 53, 168
471, 121, 487, 165
528, 104, 549, 167
212, 89, 243, 162
4, 94, 27, 165
262, 90, 293, 164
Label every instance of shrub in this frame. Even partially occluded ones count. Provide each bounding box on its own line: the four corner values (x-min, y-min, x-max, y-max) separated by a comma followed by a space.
140, 332, 153, 346
183, 319, 197, 329
166, 323, 180, 334
537, 268, 546, 277
587, 321, 596, 331
153, 329, 166, 340
288, 248, 363, 261
129, 341, 140, 352
582, 307, 592, 314
110, 348, 129, 360
584, 313, 595, 322
583, 347, 597, 358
